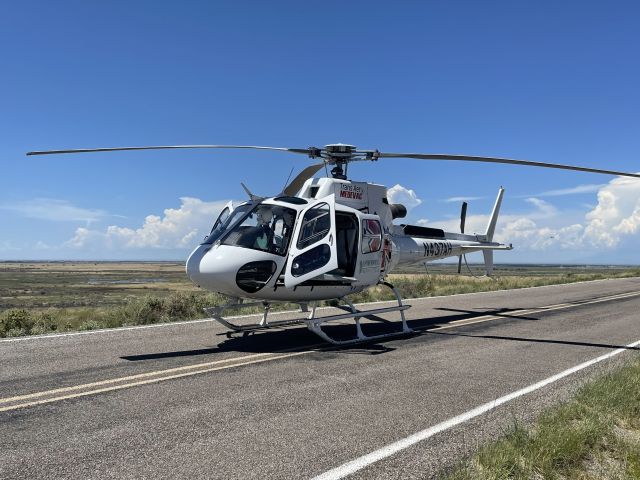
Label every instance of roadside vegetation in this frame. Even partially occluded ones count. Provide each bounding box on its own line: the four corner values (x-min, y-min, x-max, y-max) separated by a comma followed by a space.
445, 357, 640, 479
1, 262, 639, 338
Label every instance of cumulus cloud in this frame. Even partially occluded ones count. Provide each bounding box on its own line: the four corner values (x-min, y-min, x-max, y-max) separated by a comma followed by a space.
416, 175, 640, 254
387, 184, 422, 210
66, 197, 231, 250
0, 198, 110, 223
583, 176, 640, 247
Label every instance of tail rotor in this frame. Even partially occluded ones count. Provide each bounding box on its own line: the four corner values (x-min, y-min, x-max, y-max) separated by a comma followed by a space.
457, 201, 468, 274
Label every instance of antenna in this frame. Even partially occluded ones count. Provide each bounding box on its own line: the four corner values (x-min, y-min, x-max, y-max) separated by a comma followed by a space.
282, 167, 294, 193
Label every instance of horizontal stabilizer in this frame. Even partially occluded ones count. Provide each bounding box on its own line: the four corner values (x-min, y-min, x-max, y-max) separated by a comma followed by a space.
460, 244, 513, 251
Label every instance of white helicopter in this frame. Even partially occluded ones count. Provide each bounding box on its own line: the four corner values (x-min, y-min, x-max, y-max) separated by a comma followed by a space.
27, 143, 640, 345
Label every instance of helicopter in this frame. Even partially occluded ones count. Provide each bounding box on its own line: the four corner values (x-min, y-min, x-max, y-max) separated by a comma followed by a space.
27, 143, 640, 345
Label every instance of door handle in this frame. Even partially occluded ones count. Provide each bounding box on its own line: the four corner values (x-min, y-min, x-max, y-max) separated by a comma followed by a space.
329, 234, 333, 246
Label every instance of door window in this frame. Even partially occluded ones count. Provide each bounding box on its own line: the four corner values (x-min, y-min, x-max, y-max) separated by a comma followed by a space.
361, 219, 382, 254
297, 202, 331, 249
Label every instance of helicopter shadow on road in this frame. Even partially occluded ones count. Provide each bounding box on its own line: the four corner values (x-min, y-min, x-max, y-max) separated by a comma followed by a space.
120, 306, 541, 362
432, 307, 540, 321
426, 330, 640, 352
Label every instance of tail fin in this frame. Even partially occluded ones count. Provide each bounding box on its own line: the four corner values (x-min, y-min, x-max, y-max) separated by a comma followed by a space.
485, 187, 505, 242
483, 187, 504, 276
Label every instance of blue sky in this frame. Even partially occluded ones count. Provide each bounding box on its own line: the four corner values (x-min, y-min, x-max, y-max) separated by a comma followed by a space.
1, 1, 639, 263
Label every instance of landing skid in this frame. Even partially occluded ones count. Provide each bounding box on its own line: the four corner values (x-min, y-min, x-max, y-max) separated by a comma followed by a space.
204, 299, 308, 334
205, 282, 412, 345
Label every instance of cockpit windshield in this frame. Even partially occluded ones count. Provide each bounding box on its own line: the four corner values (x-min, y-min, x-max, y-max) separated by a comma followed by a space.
202, 203, 253, 245
221, 204, 297, 256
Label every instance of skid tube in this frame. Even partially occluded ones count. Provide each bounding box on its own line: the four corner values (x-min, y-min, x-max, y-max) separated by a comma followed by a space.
204, 282, 412, 345
204, 298, 309, 335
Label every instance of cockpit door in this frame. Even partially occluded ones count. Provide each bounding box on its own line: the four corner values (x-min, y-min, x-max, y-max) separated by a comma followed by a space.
284, 195, 338, 288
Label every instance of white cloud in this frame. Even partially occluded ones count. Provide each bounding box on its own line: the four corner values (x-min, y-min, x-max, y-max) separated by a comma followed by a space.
441, 196, 485, 203
524, 197, 557, 218
583, 176, 640, 247
519, 184, 606, 198
66, 197, 231, 250
387, 184, 422, 210
0, 241, 21, 252
1, 198, 109, 223
416, 176, 640, 255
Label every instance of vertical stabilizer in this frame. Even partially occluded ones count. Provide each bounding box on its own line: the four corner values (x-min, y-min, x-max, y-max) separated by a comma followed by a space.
483, 250, 494, 276
485, 187, 505, 242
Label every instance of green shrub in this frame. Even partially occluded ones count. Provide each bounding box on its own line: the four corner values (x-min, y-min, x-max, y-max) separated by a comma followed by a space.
6, 327, 28, 337
78, 320, 104, 331
1, 309, 35, 337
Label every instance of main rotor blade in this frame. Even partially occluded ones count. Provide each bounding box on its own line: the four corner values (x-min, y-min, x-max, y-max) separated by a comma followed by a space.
26, 145, 312, 156
377, 153, 640, 179
282, 162, 325, 196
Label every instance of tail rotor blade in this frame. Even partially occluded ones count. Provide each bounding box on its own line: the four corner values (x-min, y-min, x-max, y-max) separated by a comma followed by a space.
458, 201, 468, 274
460, 201, 468, 234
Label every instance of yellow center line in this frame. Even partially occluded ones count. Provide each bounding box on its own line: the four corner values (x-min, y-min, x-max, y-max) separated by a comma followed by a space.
0, 351, 278, 405
0, 350, 313, 412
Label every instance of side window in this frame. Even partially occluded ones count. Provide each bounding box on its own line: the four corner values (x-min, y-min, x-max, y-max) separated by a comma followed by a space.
361, 219, 382, 254
297, 202, 331, 250
291, 244, 331, 277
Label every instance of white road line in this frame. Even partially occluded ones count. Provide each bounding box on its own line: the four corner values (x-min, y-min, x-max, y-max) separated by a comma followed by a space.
1, 277, 637, 343
312, 338, 640, 480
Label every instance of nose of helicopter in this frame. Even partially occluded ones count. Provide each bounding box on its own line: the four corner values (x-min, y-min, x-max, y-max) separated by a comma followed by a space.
186, 244, 239, 293
185, 244, 208, 286
186, 244, 281, 296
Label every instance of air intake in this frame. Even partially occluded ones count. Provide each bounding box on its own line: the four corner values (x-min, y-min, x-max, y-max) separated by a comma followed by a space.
390, 204, 407, 219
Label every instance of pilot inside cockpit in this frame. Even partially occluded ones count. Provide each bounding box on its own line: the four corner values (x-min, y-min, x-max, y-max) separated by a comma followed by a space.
254, 207, 274, 250
220, 203, 297, 256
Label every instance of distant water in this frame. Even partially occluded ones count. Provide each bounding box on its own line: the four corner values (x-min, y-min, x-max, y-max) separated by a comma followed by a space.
87, 278, 167, 285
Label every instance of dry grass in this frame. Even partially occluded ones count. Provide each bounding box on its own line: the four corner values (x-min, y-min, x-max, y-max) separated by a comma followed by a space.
1, 262, 639, 338
446, 357, 640, 479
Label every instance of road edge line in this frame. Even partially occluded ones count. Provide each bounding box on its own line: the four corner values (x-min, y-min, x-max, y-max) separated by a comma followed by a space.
311, 338, 640, 480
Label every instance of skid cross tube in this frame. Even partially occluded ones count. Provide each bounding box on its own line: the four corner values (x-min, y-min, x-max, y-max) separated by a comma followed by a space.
204, 298, 308, 333
306, 304, 412, 345
305, 283, 412, 345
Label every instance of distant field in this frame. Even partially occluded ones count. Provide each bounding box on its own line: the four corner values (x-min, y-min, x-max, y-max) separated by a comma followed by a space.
1, 261, 639, 337
0, 261, 191, 310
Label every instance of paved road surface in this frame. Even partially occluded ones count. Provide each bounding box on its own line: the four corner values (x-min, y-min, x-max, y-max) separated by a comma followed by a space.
1, 277, 639, 479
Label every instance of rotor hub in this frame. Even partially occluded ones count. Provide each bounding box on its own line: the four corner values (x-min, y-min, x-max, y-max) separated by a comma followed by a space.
324, 143, 356, 157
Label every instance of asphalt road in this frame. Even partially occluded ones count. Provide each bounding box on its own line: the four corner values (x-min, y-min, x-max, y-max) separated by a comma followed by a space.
1, 277, 639, 479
